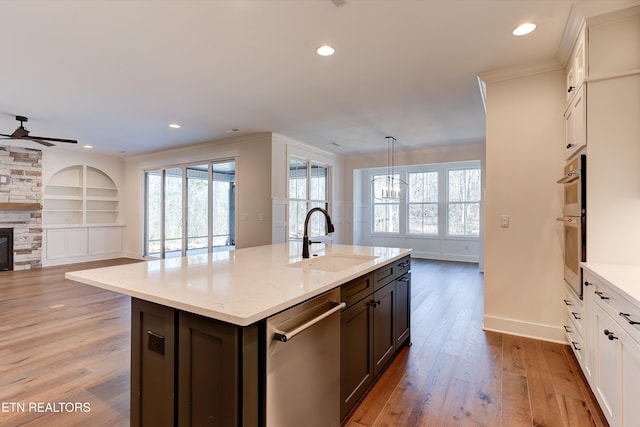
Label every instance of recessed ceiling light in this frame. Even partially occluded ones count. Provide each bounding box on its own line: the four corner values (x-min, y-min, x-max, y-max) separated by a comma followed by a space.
316, 45, 335, 56
512, 22, 536, 36
83, 145, 93, 149
169, 123, 181, 129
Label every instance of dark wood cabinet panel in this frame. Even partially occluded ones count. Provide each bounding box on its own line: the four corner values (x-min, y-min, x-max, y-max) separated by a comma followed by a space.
373, 282, 396, 377
394, 273, 411, 347
340, 297, 374, 420
131, 299, 177, 427
341, 273, 374, 308
178, 311, 240, 427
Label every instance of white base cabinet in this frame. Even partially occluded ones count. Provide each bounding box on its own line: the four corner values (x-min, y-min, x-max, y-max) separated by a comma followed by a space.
44, 226, 124, 266
582, 266, 640, 427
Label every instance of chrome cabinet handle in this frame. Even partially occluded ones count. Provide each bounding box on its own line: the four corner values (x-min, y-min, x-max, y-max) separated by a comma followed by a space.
619, 312, 640, 326
273, 301, 346, 343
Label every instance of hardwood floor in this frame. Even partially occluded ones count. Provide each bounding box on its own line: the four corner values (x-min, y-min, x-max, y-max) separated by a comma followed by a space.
0, 258, 606, 426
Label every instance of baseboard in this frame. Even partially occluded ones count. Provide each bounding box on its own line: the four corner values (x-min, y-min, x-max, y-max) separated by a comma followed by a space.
483, 315, 567, 344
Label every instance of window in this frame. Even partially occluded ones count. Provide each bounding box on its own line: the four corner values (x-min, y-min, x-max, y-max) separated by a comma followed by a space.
447, 168, 481, 236
408, 171, 438, 235
367, 162, 481, 239
372, 173, 400, 233
288, 159, 329, 240
144, 160, 236, 258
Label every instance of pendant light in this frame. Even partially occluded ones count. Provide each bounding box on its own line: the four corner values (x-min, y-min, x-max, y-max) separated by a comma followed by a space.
371, 136, 407, 200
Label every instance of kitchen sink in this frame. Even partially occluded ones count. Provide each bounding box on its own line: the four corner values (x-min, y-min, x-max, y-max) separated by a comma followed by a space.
288, 254, 378, 272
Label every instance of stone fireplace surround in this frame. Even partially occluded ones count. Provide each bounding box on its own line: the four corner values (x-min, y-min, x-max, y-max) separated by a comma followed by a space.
0, 145, 43, 270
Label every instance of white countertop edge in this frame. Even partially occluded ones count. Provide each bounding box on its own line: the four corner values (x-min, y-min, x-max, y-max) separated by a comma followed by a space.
66, 244, 412, 327
581, 262, 640, 309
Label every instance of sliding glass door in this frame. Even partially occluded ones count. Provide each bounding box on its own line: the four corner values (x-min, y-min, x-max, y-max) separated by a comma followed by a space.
144, 160, 236, 259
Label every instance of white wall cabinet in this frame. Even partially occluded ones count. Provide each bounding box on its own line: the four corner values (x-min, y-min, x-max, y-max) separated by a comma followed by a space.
566, 25, 586, 103
44, 226, 123, 265
563, 83, 586, 159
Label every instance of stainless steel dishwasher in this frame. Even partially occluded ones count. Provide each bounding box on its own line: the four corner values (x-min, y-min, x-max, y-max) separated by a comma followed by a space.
266, 288, 345, 427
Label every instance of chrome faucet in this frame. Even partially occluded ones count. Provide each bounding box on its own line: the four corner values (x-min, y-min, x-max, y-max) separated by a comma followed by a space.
302, 207, 335, 258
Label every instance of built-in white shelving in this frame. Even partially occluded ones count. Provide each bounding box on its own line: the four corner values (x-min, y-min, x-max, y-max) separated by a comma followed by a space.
43, 165, 120, 226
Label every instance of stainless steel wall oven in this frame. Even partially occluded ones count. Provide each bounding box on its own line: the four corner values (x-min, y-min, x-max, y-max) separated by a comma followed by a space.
557, 153, 586, 297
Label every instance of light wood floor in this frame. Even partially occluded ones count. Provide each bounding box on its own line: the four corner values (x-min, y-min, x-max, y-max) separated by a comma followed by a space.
0, 258, 607, 426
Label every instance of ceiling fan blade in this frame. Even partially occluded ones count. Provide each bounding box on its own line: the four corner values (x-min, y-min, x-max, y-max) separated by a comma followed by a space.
28, 135, 77, 144
24, 137, 55, 147
0, 133, 14, 138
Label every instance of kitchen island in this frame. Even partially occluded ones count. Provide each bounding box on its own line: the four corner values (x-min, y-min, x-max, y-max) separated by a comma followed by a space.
66, 243, 412, 427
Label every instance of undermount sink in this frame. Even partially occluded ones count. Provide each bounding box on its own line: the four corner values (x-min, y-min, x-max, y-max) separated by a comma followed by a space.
288, 254, 378, 272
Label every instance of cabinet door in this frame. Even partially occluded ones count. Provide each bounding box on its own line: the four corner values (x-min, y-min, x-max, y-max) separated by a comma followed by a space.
565, 84, 586, 159
593, 301, 620, 426
340, 298, 374, 420
621, 327, 640, 427
131, 299, 176, 427
394, 273, 411, 347
583, 279, 596, 383
373, 282, 395, 378
178, 311, 240, 427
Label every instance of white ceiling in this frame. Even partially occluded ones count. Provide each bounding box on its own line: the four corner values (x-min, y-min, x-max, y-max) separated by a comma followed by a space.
1, 0, 638, 156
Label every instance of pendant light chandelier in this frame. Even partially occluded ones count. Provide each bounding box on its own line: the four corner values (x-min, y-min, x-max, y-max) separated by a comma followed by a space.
371, 136, 407, 201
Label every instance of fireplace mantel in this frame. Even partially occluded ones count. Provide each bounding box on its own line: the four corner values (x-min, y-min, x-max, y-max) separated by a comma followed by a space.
0, 202, 42, 211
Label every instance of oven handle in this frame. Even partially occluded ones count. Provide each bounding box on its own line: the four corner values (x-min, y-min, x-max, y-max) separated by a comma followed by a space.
557, 171, 581, 184
556, 217, 581, 224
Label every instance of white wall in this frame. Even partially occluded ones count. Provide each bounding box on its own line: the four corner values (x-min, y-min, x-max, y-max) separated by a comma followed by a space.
122, 133, 273, 257
342, 141, 486, 263
484, 70, 566, 342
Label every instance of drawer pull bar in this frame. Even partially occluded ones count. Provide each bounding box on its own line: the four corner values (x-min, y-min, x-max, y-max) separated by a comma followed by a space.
571, 341, 581, 351
571, 312, 581, 320
563, 325, 571, 333
584, 281, 592, 287
604, 329, 619, 340
619, 312, 640, 326
397, 277, 410, 283
563, 299, 572, 306
594, 291, 610, 300
398, 261, 410, 268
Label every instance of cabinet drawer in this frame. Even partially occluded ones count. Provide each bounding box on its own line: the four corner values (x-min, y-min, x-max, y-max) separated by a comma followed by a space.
586, 275, 640, 346
341, 273, 374, 308
564, 312, 584, 365
374, 255, 411, 291
563, 286, 583, 336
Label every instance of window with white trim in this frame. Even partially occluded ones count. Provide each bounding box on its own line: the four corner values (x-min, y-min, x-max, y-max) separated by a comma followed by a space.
447, 168, 481, 236
408, 171, 438, 235
288, 159, 330, 240
372, 173, 400, 233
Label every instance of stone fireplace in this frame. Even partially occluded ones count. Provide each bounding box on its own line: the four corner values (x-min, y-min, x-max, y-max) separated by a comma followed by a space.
0, 145, 42, 270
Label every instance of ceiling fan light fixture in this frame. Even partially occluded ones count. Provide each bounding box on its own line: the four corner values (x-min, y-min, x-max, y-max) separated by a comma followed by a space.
512, 22, 536, 36
316, 45, 335, 56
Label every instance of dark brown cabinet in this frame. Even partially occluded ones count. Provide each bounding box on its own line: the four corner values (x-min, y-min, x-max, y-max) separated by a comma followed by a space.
340, 256, 411, 421
131, 299, 259, 427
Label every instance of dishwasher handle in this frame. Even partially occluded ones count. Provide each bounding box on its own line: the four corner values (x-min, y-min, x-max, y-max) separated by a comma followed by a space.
273, 301, 346, 343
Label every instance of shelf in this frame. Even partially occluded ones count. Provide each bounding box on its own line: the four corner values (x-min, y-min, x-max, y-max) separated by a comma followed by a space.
44, 165, 120, 227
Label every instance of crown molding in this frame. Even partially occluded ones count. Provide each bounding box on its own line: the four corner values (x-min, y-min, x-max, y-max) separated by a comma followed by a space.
556, 5, 585, 68
477, 60, 563, 84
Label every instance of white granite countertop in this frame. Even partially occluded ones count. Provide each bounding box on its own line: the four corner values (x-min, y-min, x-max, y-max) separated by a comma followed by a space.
66, 243, 411, 326
582, 262, 640, 307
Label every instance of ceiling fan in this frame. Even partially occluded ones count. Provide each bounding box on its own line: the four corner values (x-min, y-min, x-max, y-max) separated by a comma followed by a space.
0, 115, 77, 147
